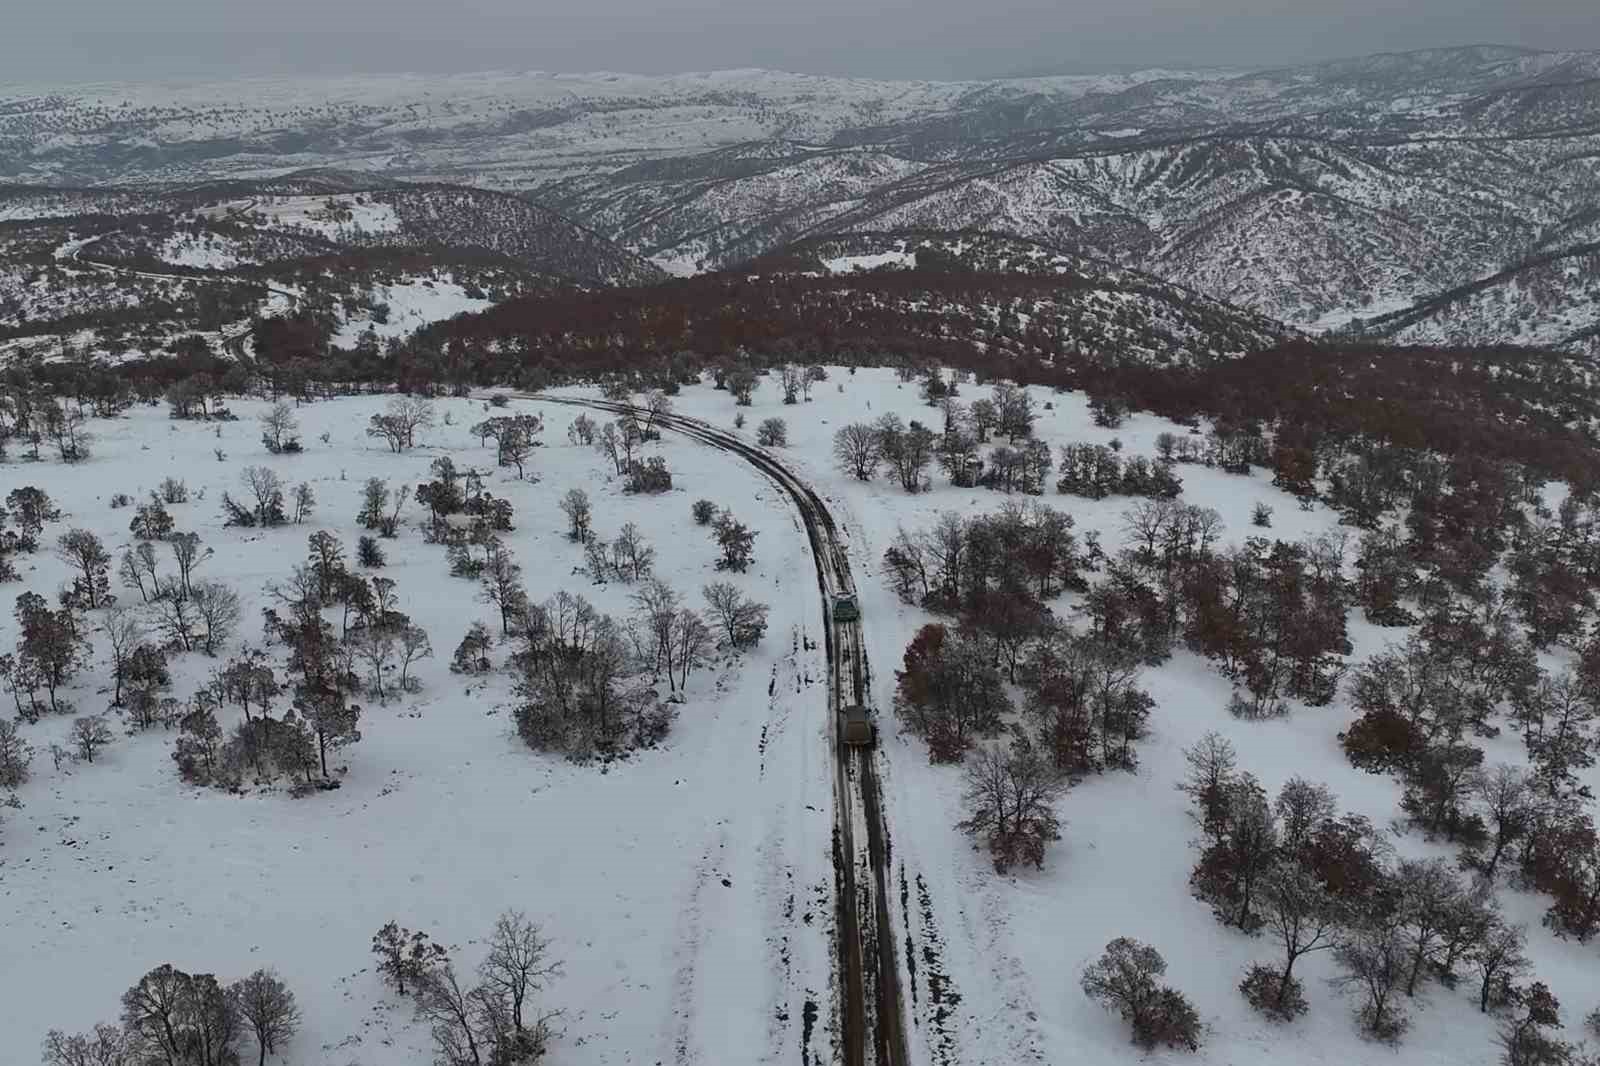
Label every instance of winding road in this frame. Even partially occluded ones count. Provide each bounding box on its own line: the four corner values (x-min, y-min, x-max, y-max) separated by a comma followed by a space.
46, 221, 914, 1062
535, 395, 909, 1066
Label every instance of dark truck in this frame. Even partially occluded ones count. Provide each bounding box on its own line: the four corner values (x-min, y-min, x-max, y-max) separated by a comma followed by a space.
832, 593, 860, 622
839, 704, 876, 747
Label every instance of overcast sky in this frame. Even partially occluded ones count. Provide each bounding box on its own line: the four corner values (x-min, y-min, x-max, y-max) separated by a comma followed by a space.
6, 0, 1599, 83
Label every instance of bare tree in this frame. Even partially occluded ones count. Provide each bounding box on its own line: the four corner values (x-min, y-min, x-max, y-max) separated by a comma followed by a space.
41, 1024, 129, 1066
702, 582, 769, 650
358, 478, 391, 530
1335, 918, 1410, 1041
120, 542, 161, 603
0, 717, 32, 787
957, 741, 1067, 872
558, 489, 591, 542
169, 531, 207, 600
56, 529, 111, 609
670, 609, 713, 692
291, 482, 316, 524
237, 466, 287, 526
1469, 764, 1535, 882
479, 911, 562, 1036
230, 968, 301, 1066
833, 423, 882, 481
1081, 938, 1202, 1051
632, 578, 680, 682
756, 417, 788, 447
70, 715, 113, 763
397, 625, 433, 692
191, 581, 242, 656
479, 543, 528, 636
102, 606, 144, 707
258, 401, 300, 453
371, 922, 446, 997
1251, 864, 1345, 1017
1471, 919, 1530, 1014
611, 523, 655, 583
353, 626, 397, 703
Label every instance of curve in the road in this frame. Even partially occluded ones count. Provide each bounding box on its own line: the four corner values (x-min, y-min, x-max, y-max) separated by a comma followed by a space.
533, 394, 908, 1066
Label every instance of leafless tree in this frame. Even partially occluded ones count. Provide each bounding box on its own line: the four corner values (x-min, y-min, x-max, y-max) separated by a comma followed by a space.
779, 363, 804, 404
1469, 764, 1536, 882
479, 543, 528, 636
1335, 917, 1411, 1040
480, 910, 563, 1036
56, 528, 111, 609
1081, 938, 1202, 1051
558, 489, 591, 542
756, 417, 788, 446
594, 422, 626, 475
701, 582, 769, 650
229, 968, 301, 1066
1471, 919, 1530, 1014
833, 423, 882, 481
191, 581, 242, 656
41, 1023, 129, 1066
0, 717, 32, 787
291, 482, 316, 524
120, 542, 161, 603
1255, 864, 1345, 1015
239, 466, 287, 526
169, 531, 207, 600
632, 578, 680, 682
258, 401, 300, 453
639, 389, 673, 435
101, 606, 144, 707
669, 609, 714, 692
353, 625, 397, 703
152, 587, 201, 652
397, 625, 433, 692
957, 741, 1067, 872
70, 715, 113, 763
567, 413, 597, 445
610, 523, 655, 582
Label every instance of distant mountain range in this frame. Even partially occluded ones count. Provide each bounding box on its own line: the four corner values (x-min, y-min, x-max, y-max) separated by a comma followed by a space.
3, 44, 1599, 355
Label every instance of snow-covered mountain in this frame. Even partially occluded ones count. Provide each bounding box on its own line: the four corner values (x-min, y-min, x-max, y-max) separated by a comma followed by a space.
5, 44, 1600, 349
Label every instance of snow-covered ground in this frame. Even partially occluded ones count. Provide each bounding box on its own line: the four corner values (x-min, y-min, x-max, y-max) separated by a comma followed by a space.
0, 393, 837, 1066
821, 251, 917, 274
214, 195, 402, 240
643, 369, 1599, 1066
335, 278, 496, 347
4, 368, 1597, 1066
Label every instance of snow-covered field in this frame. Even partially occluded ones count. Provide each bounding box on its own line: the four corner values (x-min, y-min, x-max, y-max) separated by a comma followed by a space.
3, 368, 1597, 1066
334, 279, 496, 347
0, 392, 837, 1066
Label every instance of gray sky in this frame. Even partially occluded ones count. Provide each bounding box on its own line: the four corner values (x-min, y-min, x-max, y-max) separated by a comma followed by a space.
6, 0, 1599, 82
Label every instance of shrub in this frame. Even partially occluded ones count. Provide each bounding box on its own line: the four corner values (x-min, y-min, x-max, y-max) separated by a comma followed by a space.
357, 535, 386, 568
160, 477, 189, 504
1252, 502, 1273, 528
691, 499, 718, 526
1081, 938, 1202, 1052
756, 417, 788, 447
110, 493, 133, 509
624, 457, 673, 494
1240, 962, 1307, 1021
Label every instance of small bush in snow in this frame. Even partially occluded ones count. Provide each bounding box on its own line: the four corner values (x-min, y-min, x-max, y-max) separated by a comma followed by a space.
1240, 962, 1306, 1021
1252, 502, 1273, 528
691, 499, 718, 526
109, 493, 133, 509
1081, 938, 1202, 1052
450, 622, 495, 674
357, 535, 387, 568
756, 418, 788, 447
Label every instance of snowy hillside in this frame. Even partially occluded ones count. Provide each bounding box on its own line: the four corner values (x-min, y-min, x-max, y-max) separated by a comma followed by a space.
4, 369, 1600, 1066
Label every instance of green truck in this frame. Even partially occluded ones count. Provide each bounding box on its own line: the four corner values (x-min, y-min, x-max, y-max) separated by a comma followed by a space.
832, 593, 860, 622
